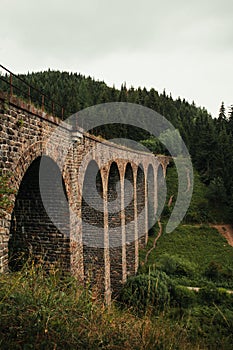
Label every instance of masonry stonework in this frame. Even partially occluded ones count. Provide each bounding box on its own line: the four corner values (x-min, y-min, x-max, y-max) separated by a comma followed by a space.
0, 92, 169, 303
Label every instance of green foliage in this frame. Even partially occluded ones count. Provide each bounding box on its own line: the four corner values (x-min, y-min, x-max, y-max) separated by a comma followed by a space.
204, 261, 233, 284
219, 101, 226, 121
3, 100, 9, 112
184, 171, 210, 223
140, 225, 233, 288
159, 129, 184, 156
16, 118, 24, 127
1, 69, 233, 219
210, 177, 227, 203
198, 286, 233, 307
0, 170, 15, 216
2, 69, 233, 221
204, 261, 223, 280
140, 136, 165, 154
164, 165, 211, 224
0, 266, 197, 350
1, 67, 233, 349
139, 222, 233, 348
157, 254, 197, 278
171, 285, 197, 308
165, 157, 231, 225
180, 304, 233, 348
119, 269, 172, 314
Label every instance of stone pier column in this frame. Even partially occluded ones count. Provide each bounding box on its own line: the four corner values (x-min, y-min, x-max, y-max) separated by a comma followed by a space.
144, 172, 148, 245
133, 169, 139, 273
102, 175, 111, 305
121, 174, 127, 284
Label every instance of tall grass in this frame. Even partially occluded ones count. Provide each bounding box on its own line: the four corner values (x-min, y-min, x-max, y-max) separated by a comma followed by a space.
0, 263, 198, 349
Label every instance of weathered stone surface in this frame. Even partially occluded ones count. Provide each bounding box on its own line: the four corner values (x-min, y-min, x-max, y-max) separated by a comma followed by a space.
0, 92, 169, 302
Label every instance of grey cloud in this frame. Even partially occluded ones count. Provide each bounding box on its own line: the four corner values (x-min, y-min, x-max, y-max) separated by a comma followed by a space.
0, 0, 232, 116
3, 0, 233, 59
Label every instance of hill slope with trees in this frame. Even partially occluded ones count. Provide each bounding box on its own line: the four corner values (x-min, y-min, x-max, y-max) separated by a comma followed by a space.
1, 69, 232, 222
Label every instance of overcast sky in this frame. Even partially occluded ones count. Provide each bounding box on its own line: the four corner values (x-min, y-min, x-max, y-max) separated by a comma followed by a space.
0, 0, 232, 118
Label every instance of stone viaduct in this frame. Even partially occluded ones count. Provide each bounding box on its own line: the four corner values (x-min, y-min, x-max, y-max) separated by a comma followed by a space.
0, 92, 169, 303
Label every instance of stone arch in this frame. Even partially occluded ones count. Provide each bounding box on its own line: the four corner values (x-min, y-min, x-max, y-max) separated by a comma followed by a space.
157, 157, 169, 178
81, 160, 105, 292
11, 142, 47, 195
10, 141, 73, 216
136, 164, 146, 247
124, 162, 135, 276
108, 161, 122, 296
8, 155, 70, 272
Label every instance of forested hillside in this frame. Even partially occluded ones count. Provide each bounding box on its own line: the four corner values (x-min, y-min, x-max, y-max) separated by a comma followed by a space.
1, 70, 233, 221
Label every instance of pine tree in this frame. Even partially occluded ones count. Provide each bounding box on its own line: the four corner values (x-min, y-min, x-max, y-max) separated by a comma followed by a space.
218, 101, 226, 121
227, 105, 233, 136
119, 83, 128, 102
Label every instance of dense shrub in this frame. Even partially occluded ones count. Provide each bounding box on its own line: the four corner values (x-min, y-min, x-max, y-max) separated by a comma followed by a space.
157, 254, 197, 278
204, 261, 233, 286
119, 270, 172, 313
170, 285, 197, 308
204, 261, 223, 280
198, 286, 233, 307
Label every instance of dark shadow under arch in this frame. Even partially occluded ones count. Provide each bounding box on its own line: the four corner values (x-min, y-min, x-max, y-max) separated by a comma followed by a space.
147, 164, 155, 235
136, 164, 145, 247
81, 160, 104, 292
8, 156, 70, 272
124, 163, 135, 276
108, 162, 122, 296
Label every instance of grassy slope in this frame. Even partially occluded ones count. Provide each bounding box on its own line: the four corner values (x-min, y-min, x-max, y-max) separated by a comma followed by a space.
140, 165, 233, 288
155, 225, 233, 274
140, 225, 233, 287
0, 267, 195, 350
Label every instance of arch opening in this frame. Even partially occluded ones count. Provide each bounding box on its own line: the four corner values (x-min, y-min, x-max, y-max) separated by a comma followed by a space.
124, 163, 135, 276
8, 156, 70, 272
136, 164, 145, 247
147, 164, 155, 235
108, 162, 122, 296
81, 160, 104, 291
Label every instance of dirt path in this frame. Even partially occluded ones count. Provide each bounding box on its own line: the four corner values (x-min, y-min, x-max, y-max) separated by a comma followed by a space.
187, 286, 233, 294
212, 224, 233, 247
144, 219, 163, 265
